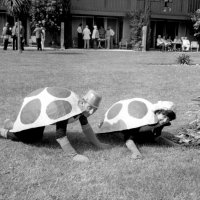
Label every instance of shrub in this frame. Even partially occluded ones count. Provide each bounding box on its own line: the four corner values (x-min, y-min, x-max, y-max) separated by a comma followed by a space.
177, 54, 191, 65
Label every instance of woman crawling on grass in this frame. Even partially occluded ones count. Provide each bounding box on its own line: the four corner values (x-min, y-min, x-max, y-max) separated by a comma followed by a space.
99, 98, 177, 159
0, 87, 109, 162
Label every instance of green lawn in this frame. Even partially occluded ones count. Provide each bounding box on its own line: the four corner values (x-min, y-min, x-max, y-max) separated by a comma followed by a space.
1, 49, 200, 200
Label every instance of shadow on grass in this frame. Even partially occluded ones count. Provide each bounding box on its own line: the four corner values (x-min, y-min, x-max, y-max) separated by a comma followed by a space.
98, 131, 180, 148
22, 131, 178, 154
46, 52, 84, 55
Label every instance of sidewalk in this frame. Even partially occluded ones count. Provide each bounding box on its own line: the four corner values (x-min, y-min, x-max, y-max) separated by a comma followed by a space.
0, 45, 57, 51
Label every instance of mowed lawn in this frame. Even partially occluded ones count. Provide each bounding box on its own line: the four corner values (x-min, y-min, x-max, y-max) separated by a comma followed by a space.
1, 49, 200, 200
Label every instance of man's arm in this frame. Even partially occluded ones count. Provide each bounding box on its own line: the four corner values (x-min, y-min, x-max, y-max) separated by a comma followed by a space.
56, 120, 89, 162
79, 115, 109, 149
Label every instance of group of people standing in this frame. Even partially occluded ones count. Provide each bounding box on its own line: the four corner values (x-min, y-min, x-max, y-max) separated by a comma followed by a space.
1, 22, 46, 51
77, 24, 115, 49
2, 21, 25, 51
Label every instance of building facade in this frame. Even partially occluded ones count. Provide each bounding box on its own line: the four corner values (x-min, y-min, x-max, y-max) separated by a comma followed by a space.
1, 0, 200, 48
71, 0, 200, 48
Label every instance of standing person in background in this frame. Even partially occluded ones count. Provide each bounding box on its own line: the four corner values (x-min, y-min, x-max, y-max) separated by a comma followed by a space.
12, 22, 18, 50
109, 26, 115, 49
105, 27, 111, 49
92, 25, 99, 49
83, 25, 91, 49
33, 24, 43, 51
2, 22, 11, 50
77, 23, 83, 48
41, 25, 46, 50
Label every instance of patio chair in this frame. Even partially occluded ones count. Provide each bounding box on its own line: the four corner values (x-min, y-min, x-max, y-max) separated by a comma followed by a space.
29, 36, 37, 47
190, 41, 199, 52
119, 38, 128, 49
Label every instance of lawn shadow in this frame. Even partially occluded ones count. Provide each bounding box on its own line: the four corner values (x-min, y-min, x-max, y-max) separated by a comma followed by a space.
97, 132, 124, 146
32, 131, 107, 154
97, 131, 180, 148
46, 52, 84, 55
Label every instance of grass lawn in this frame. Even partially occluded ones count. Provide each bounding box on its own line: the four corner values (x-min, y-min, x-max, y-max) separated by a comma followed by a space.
1, 49, 200, 200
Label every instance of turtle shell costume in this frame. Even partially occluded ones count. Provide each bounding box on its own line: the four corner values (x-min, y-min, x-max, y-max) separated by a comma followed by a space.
99, 98, 158, 133
10, 87, 83, 133
98, 98, 175, 142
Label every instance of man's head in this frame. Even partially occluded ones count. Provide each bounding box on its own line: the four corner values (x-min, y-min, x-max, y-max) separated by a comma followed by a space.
80, 90, 102, 117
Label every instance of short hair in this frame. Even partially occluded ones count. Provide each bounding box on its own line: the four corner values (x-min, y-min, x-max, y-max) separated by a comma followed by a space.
155, 109, 176, 121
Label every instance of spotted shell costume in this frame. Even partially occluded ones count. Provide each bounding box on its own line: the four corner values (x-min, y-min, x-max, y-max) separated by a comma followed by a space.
99, 98, 158, 133
10, 87, 83, 132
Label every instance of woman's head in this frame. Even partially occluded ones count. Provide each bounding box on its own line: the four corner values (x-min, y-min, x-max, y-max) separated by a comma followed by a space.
155, 109, 176, 125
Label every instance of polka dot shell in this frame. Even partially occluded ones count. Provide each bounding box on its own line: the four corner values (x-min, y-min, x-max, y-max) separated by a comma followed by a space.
10, 87, 83, 132
99, 98, 158, 133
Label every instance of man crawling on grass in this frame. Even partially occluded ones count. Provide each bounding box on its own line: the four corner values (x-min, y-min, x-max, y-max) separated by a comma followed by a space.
0, 87, 109, 162
99, 98, 177, 159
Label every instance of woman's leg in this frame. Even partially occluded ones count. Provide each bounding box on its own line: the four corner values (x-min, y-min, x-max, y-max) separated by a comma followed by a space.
126, 139, 143, 159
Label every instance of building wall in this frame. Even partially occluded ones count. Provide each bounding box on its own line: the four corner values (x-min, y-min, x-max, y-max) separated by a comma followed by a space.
71, 0, 137, 15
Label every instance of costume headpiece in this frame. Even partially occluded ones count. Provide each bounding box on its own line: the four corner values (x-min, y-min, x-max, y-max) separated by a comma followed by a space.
83, 90, 102, 108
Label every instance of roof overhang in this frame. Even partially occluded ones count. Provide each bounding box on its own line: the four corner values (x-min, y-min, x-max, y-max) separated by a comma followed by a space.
151, 13, 190, 21
71, 10, 126, 17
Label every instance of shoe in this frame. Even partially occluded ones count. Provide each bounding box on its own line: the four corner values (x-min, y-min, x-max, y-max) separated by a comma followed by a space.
3, 119, 14, 130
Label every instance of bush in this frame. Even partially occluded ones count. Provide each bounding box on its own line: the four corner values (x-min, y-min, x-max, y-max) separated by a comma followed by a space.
177, 54, 191, 65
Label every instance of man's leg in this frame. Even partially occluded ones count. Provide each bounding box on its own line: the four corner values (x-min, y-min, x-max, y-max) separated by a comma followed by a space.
84, 39, 86, 49
4, 39, 8, 50
155, 136, 180, 147
13, 37, 15, 50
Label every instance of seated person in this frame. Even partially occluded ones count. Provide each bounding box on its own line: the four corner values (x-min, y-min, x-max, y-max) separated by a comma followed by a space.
156, 35, 165, 50
166, 36, 173, 51
173, 36, 182, 51
99, 98, 177, 159
181, 37, 190, 51
162, 36, 171, 49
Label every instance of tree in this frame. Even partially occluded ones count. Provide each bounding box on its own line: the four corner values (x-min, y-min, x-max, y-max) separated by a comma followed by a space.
191, 9, 200, 40
29, 0, 71, 47
1, 0, 31, 53
127, 9, 150, 50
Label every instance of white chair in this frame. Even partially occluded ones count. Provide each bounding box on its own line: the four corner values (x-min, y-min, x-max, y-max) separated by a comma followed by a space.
119, 38, 128, 49
190, 41, 199, 52
181, 37, 190, 51
29, 36, 37, 47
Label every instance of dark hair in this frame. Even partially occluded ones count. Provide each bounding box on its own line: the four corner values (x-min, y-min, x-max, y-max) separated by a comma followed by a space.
155, 109, 176, 121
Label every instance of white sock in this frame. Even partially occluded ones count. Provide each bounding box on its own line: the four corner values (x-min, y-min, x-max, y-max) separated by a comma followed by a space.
0, 128, 8, 138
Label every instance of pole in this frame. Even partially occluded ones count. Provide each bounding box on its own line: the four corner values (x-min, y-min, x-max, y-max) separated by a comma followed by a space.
142, 26, 147, 51
60, 22, 65, 49
18, 20, 22, 53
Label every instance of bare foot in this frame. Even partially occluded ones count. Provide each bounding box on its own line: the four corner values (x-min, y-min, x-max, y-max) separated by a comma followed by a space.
131, 154, 143, 160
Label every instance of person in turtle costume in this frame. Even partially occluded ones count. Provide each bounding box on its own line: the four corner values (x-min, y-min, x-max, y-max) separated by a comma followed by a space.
99, 98, 177, 159
0, 87, 108, 162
